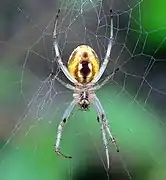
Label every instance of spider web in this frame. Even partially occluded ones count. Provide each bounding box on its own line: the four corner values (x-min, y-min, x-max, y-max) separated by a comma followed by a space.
0, 0, 166, 179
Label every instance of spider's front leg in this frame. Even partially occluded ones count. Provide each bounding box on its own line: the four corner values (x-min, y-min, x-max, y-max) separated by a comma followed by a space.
55, 99, 76, 158
91, 9, 114, 84
52, 9, 78, 84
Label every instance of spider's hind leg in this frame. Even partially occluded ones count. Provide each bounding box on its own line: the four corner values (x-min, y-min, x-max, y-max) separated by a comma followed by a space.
93, 95, 119, 168
101, 114, 119, 153
96, 115, 110, 169
55, 99, 76, 158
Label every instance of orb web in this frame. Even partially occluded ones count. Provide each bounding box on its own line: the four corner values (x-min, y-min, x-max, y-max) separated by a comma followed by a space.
0, 0, 166, 180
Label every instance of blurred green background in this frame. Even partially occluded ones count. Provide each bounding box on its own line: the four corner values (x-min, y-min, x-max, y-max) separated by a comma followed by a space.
0, 0, 166, 180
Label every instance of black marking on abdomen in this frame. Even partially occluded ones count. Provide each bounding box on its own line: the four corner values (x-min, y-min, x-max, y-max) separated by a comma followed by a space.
80, 60, 90, 79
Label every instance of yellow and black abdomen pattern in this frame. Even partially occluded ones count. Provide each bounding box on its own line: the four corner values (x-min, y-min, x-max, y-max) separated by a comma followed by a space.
68, 45, 100, 84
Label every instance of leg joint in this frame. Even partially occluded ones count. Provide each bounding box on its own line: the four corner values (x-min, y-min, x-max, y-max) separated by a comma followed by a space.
63, 118, 67, 123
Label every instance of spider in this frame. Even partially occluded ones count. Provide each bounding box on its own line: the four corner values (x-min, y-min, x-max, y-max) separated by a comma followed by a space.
52, 9, 119, 169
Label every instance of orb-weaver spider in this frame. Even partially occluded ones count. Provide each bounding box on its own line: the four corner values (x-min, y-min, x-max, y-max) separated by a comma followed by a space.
52, 9, 119, 169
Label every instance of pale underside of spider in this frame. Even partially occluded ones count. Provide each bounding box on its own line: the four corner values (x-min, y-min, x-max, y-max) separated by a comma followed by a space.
52, 9, 119, 169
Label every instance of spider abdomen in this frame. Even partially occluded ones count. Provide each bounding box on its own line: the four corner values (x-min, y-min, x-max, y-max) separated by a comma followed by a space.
68, 45, 99, 83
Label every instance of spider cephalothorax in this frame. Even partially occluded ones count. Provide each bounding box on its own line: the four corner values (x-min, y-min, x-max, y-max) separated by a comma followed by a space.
53, 9, 119, 169
78, 91, 91, 110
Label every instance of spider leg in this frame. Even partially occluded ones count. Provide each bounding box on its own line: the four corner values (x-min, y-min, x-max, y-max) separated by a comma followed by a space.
51, 73, 77, 91
96, 115, 110, 169
91, 9, 114, 84
92, 95, 119, 168
53, 9, 79, 84
91, 67, 119, 91
94, 95, 119, 152
55, 99, 77, 158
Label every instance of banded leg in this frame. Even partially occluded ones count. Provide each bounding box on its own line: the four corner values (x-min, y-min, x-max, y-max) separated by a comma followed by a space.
94, 95, 119, 152
96, 115, 110, 169
53, 9, 78, 84
55, 99, 76, 158
91, 9, 114, 84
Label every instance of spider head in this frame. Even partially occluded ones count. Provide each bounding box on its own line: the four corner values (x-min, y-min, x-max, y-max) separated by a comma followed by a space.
79, 99, 90, 110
